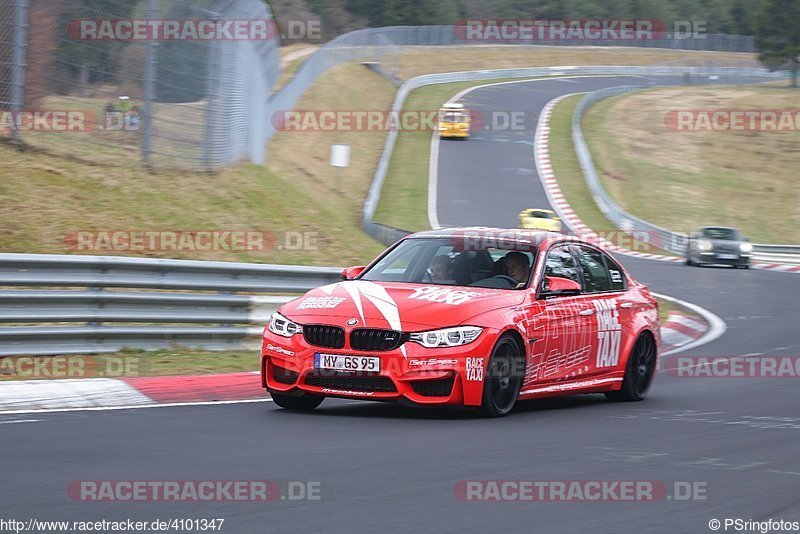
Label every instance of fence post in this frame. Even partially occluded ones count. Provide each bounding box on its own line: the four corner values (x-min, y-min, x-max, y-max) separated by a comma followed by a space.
11, 0, 28, 141
141, 0, 159, 165
203, 36, 221, 170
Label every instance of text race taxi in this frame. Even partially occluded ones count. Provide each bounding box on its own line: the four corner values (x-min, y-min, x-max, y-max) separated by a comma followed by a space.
262, 228, 659, 417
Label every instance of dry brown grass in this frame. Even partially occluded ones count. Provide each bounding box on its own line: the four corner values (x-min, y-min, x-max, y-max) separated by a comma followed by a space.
583, 85, 800, 243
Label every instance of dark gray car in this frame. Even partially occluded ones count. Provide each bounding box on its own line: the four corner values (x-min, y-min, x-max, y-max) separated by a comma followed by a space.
685, 226, 752, 268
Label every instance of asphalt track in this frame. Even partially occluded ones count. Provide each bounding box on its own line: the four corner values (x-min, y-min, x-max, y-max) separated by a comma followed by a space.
2, 75, 799, 534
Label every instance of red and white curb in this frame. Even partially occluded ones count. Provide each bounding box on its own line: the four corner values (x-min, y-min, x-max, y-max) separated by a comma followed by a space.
0, 372, 268, 413
534, 95, 800, 273
660, 312, 707, 353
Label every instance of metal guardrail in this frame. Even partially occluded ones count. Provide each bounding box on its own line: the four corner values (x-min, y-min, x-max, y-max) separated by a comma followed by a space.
571, 86, 800, 261
362, 65, 787, 246
0, 254, 342, 356
267, 27, 762, 167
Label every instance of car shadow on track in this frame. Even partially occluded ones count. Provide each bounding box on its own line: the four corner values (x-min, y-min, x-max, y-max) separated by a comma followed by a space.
267, 394, 611, 421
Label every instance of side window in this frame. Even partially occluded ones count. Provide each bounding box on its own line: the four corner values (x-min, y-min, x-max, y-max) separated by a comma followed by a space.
544, 245, 580, 284
576, 246, 612, 293
604, 254, 627, 291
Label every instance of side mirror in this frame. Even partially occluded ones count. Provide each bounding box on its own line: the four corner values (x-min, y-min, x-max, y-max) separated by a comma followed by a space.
341, 266, 366, 280
540, 276, 581, 297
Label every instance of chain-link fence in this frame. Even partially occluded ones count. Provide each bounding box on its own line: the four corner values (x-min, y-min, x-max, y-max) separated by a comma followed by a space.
1, 9, 761, 170
0, 0, 279, 169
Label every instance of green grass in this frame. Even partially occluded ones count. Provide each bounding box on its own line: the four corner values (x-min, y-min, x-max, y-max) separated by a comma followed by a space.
0, 62, 392, 267
0, 348, 258, 381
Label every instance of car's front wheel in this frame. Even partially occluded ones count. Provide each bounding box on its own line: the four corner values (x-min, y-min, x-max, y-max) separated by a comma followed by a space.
480, 335, 524, 417
269, 389, 324, 411
605, 332, 656, 402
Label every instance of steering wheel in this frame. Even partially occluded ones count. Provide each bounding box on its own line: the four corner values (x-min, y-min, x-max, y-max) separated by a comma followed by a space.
490, 275, 519, 288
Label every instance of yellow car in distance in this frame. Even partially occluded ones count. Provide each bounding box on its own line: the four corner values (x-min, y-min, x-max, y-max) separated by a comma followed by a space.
518, 208, 562, 232
437, 102, 470, 139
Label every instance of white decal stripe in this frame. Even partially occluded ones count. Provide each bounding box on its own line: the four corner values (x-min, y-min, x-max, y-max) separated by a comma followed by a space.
520, 377, 622, 396
341, 283, 366, 324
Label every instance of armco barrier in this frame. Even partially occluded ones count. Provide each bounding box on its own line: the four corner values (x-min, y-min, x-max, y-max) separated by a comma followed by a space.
0, 254, 342, 356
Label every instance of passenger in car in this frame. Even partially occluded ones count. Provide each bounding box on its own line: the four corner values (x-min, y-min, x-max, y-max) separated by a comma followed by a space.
429, 255, 457, 285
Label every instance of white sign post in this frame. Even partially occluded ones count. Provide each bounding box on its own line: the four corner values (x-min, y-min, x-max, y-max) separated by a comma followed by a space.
330, 143, 350, 191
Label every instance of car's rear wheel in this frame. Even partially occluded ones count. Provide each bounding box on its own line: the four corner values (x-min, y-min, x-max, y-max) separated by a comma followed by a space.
605, 333, 656, 402
269, 389, 324, 411
480, 335, 524, 417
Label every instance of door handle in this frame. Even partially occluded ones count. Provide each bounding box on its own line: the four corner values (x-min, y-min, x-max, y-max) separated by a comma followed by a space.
579, 309, 595, 316
620, 302, 633, 309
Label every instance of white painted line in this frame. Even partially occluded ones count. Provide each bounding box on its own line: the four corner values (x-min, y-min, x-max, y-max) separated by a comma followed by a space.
428, 129, 442, 229
0, 398, 273, 415
0, 419, 40, 425
654, 292, 727, 356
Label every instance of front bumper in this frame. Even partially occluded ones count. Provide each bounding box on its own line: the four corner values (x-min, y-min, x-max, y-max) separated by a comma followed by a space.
261, 330, 498, 406
439, 126, 469, 138
699, 251, 751, 266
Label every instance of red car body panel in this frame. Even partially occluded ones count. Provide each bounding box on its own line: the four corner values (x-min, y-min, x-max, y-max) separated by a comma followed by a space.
261, 228, 660, 408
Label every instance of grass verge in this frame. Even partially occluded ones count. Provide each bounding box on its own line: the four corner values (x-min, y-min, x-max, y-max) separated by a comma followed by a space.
0, 348, 257, 381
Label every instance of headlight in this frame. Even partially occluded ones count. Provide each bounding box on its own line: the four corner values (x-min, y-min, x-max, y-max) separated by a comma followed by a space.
268, 312, 303, 338
740, 242, 753, 253
409, 326, 482, 348
698, 239, 713, 251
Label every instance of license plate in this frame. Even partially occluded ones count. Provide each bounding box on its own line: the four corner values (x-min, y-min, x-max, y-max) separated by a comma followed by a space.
717, 253, 737, 260
314, 353, 380, 372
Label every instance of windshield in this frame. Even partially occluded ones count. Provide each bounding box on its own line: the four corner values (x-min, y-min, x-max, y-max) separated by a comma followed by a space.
529, 211, 552, 219
360, 238, 536, 290
440, 112, 468, 123
702, 228, 741, 241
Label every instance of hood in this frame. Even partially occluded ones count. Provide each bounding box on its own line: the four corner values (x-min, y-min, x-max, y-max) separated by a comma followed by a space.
280, 280, 525, 330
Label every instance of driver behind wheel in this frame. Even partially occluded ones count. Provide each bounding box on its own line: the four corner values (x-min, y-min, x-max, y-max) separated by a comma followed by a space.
504, 251, 531, 285
429, 255, 457, 285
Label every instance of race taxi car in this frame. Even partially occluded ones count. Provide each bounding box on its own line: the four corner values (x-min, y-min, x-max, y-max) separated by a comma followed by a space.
262, 228, 659, 417
437, 102, 470, 139
519, 208, 562, 232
